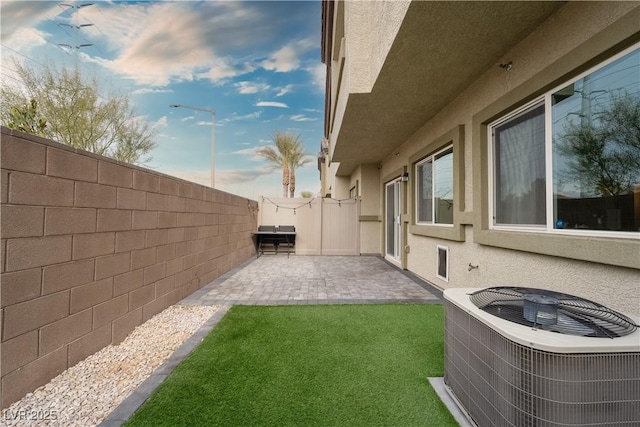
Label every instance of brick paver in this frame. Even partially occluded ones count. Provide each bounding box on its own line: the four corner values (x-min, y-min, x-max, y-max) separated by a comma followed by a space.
181, 255, 441, 306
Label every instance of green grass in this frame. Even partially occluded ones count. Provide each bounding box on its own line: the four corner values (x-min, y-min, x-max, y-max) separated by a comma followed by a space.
124, 304, 457, 427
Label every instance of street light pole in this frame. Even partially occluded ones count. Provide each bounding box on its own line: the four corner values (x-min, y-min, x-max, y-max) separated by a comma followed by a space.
169, 104, 216, 188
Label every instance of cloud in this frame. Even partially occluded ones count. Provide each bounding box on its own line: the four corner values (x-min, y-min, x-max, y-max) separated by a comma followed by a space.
216, 166, 277, 186
132, 88, 173, 95
276, 84, 294, 97
180, 116, 195, 122
154, 116, 168, 128
230, 146, 265, 161
218, 111, 262, 126
290, 114, 317, 122
235, 81, 270, 94
262, 38, 316, 72
307, 63, 326, 90
199, 60, 257, 83
0, 1, 59, 43
74, 1, 319, 86
256, 101, 288, 108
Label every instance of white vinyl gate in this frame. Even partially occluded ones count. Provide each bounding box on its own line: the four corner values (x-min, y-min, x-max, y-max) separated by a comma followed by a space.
258, 197, 359, 255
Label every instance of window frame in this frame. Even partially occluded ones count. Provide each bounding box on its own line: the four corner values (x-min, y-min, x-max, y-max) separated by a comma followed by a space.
472, 36, 640, 270
415, 144, 454, 227
488, 43, 639, 240
409, 125, 466, 242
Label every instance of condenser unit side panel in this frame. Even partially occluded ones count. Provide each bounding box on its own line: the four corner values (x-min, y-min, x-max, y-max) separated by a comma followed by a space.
444, 296, 640, 427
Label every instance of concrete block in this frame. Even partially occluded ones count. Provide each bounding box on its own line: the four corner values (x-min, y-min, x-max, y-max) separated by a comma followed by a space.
5, 236, 72, 271
158, 177, 179, 196
1, 134, 46, 174
72, 232, 115, 260
113, 268, 143, 296
75, 182, 116, 208
97, 209, 132, 232
167, 227, 185, 243
47, 148, 97, 182
112, 308, 142, 344
93, 294, 128, 329
145, 229, 168, 248
1, 346, 67, 409
129, 285, 154, 310
2, 291, 69, 340
9, 171, 74, 206
165, 288, 183, 306
157, 212, 177, 229
1, 170, 8, 203
1, 205, 44, 238
165, 258, 183, 276
1, 330, 38, 376
132, 210, 157, 230
39, 308, 92, 356
154, 276, 175, 297
68, 323, 111, 367
131, 247, 156, 270
1, 268, 41, 307
98, 161, 133, 188
167, 195, 186, 212
70, 277, 113, 314
142, 297, 166, 322
176, 213, 193, 227
95, 252, 131, 280
115, 230, 146, 253
117, 187, 146, 210
132, 171, 159, 193
143, 263, 166, 286
146, 193, 168, 211
44, 207, 96, 236
42, 259, 95, 295
156, 243, 176, 262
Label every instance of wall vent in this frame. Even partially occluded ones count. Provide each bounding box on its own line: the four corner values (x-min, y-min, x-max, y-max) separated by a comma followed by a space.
437, 245, 449, 282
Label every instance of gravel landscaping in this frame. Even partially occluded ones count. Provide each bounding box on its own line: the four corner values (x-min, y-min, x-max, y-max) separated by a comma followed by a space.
1, 305, 220, 427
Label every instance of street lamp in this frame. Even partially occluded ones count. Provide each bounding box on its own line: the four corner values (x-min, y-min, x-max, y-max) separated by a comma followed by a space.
169, 104, 216, 188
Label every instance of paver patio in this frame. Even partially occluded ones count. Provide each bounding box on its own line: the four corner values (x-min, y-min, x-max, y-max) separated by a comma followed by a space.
181, 255, 442, 306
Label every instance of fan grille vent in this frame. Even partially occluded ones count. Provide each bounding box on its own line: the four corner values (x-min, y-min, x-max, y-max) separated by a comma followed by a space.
469, 286, 638, 338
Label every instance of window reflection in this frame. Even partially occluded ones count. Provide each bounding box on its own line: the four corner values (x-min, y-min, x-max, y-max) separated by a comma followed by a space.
552, 48, 640, 232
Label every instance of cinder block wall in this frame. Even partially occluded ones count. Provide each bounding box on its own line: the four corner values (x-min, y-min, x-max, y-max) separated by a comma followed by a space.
0, 127, 258, 408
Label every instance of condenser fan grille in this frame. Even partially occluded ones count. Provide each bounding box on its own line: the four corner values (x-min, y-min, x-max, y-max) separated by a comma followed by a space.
469, 287, 638, 338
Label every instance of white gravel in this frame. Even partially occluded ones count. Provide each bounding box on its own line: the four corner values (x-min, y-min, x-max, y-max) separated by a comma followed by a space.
1, 304, 220, 427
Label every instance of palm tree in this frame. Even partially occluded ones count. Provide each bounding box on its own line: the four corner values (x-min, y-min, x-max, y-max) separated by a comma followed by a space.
288, 142, 312, 198
257, 131, 311, 197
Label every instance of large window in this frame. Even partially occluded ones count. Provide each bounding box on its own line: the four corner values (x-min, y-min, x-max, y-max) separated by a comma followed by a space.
489, 44, 639, 237
416, 146, 453, 225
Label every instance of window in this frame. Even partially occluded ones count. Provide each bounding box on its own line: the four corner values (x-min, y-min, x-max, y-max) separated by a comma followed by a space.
489, 44, 639, 237
416, 146, 454, 225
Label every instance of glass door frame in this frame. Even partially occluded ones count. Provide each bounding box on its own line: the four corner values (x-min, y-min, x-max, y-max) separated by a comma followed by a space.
385, 178, 402, 265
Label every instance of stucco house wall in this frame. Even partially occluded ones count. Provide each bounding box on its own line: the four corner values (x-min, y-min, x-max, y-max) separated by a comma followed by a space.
322, 1, 640, 316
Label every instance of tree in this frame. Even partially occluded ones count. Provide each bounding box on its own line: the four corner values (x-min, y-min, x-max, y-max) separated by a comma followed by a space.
6, 99, 47, 136
256, 131, 311, 198
556, 93, 640, 197
0, 60, 157, 165
300, 191, 313, 198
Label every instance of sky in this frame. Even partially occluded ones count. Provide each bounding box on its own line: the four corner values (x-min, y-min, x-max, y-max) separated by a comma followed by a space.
0, 0, 325, 200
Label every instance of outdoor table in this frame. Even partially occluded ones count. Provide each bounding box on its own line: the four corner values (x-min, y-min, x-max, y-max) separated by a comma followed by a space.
251, 231, 296, 258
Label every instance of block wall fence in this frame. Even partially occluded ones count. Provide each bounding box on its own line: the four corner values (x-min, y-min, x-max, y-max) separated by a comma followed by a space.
0, 126, 258, 408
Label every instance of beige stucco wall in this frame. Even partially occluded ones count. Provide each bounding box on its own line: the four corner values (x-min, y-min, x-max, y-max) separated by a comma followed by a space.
338, 2, 640, 316
344, 0, 410, 94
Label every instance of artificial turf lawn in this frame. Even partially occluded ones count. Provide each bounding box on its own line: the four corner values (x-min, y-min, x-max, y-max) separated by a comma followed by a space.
124, 304, 458, 427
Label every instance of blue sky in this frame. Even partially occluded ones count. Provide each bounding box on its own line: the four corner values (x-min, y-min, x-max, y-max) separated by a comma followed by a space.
0, 0, 325, 199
